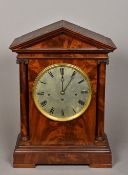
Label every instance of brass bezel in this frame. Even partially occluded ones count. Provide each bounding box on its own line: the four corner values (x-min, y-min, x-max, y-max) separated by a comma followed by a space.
32, 63, 92, 122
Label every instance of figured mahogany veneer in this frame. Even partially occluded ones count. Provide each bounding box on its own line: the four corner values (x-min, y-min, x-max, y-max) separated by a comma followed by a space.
10, 20, 116, 168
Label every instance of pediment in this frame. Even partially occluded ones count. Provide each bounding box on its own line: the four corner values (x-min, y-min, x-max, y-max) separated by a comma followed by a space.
25, 32, 98, 50
9, 20, 116, 52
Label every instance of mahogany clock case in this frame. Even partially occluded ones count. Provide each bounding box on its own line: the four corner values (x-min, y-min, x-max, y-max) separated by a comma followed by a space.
9, 20, 116, 168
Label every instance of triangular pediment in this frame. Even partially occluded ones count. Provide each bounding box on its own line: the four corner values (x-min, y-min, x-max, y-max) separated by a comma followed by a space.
25, 32, 98, 50
9, 20, 116, 52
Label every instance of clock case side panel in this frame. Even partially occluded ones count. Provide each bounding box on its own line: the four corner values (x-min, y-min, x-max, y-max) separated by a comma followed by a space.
96, 62, 106, 141
18, 60, 30, 141
27, 59, 97, 146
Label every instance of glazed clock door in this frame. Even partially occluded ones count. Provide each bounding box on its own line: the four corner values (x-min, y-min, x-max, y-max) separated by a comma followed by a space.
28, 59, 97, 146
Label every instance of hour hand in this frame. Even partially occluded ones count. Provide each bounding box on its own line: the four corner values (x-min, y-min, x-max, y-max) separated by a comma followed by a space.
60, 68, 64, 94
61, 76, 64, 91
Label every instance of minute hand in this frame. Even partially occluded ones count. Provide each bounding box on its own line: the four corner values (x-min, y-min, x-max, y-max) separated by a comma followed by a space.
63, 71, 76, 92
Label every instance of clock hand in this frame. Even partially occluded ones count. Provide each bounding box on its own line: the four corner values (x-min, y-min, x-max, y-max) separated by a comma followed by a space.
60, 68, 65, 94
61, 76, 64, 92
63, 71, 76, 92
63, 77, 73, 92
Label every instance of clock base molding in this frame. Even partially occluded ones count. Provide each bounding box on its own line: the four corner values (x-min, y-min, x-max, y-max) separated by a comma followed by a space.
13, 134, 112, 168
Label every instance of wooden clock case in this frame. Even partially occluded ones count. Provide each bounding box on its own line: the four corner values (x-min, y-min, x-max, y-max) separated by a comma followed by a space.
9, 20, 116, 168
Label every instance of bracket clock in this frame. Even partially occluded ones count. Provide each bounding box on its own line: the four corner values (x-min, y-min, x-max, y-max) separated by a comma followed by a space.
9, 20, 116, 168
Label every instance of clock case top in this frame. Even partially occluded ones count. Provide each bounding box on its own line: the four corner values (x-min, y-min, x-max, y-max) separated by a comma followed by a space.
9, 20, 116, 168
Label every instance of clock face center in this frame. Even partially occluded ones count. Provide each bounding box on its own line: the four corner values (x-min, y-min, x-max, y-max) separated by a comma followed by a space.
33, 63, 92, 121
60, 91, 65, 95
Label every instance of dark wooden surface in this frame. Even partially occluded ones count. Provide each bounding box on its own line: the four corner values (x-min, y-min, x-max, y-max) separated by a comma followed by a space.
19, 62, 29, 141
9, 21, 117, 168
27, 59, 97, 146
96, 63, 106, 140
9, 20, 116, 51
14, 134, 112, 168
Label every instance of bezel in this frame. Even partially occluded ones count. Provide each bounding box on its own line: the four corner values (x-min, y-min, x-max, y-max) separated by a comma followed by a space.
32, 63, 92, 121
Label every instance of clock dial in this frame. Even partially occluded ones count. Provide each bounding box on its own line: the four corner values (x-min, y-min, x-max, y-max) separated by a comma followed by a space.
33, 64, 92, 121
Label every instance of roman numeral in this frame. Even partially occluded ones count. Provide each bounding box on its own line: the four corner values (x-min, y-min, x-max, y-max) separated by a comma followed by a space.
61, 109, 64, 116
81, 90, 88, 94
78, 100, 85, 106
78, 79, 84, 84
37, 92, 44, 95
40, 81, 46, 84
48, 71, 54, 78
72, 108, 76, 113
60, 67, 64, 75
50, 107, 54, 114
40, 100, 47, 107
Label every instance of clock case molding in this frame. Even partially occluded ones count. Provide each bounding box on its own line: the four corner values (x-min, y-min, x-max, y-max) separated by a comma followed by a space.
10, 20, 116, 168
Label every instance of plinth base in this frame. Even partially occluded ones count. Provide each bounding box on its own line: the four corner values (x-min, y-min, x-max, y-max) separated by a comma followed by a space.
13, 135, 112, 168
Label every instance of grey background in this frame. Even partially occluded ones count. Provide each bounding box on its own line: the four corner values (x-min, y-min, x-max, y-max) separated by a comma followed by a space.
0, 0, 128, 174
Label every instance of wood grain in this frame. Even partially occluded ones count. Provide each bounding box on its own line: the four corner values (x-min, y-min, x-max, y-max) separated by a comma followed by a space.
13, 134, 112, 168
9, 20, 116, 51
27, 59, 97, 146
96, 63, 106, 140
19, 62, 29, 141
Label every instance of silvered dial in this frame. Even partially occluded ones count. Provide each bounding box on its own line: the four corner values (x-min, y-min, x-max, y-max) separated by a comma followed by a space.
33, 64, 92, 121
